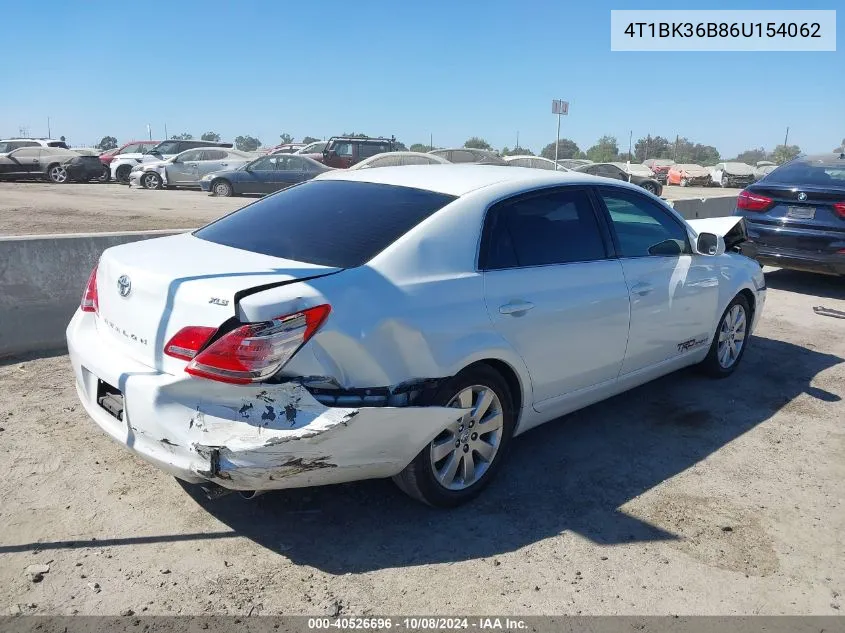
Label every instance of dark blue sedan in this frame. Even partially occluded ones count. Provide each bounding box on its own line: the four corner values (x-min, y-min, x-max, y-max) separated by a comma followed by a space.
734, 153, 845, 276
200, 154, 332, 197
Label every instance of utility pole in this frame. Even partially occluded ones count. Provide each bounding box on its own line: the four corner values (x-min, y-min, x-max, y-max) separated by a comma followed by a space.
783, 126, 789, 147
516, 131, 519, 151
628, 130, 633, 159
429, 133, 433, 152
164, 123, 168, 140
673, 134, 679, 161
47, 117, 51, 138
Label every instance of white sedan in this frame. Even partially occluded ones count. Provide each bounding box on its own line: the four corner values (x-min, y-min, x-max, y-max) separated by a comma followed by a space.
66, 166, 766, 507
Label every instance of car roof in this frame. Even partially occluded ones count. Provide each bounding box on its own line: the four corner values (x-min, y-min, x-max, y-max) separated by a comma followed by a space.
800, 153, 845, 164
314, 163, 629, 196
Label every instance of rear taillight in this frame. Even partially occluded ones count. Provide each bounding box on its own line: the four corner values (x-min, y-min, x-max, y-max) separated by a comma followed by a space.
164, 326, 217, 361
173, 304, 331, 385
736, 190, 774, 212
80, 264, 99, 313
833, 202, 845, 219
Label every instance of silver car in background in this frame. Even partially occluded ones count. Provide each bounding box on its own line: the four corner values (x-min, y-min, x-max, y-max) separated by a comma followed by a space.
129, 147, 254, 189
348, 151, 450, 170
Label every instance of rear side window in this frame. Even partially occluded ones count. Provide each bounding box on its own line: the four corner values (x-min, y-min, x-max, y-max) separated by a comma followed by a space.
194, 181, 457, 268
481, 188, 607, 270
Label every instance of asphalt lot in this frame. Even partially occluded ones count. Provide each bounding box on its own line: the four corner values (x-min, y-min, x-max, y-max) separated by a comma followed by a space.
1, 268, 843, 616
0, 181, 742, 236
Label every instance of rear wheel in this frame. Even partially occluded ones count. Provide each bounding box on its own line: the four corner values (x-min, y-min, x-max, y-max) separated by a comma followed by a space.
393, 365, 515, 507
97, 166, 110, 183
115, 165, 132, 184
699, 294, 751, 378
680, 177, 689, 187
141, 172, 162, 190
211, 179, 233, 197
47, 164, 68, 184
642, 181, 658, 194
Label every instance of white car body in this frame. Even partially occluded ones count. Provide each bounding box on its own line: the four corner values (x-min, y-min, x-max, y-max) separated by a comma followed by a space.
67, 166, 766, 498
111, 152, 176, 181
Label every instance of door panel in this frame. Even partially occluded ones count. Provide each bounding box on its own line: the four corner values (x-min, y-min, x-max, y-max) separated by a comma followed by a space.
485, 261, 631, 404
596, 186, 719, 374
480, 187, 631, 406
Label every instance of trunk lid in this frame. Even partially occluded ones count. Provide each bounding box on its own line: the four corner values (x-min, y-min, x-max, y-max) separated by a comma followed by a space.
742, 184, 845, 253
95, 233, 341, 374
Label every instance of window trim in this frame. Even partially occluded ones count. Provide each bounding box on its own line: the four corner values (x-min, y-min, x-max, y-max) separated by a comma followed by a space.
477, 185, 615, 272
592, 184, 692, 259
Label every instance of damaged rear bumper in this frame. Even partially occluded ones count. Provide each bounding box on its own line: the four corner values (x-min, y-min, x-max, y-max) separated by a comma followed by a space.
67, 311, 466, 491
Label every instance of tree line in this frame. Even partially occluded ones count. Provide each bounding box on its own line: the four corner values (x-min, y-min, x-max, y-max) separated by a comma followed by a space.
94, 132, 821, 165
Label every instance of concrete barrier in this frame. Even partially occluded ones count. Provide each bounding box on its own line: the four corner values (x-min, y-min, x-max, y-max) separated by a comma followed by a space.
667, 194, 738, 220
0, 229, 190, 358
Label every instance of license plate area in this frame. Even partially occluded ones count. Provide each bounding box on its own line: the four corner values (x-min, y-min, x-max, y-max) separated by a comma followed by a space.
787, 206, 815, 220
97, 379, 124, 421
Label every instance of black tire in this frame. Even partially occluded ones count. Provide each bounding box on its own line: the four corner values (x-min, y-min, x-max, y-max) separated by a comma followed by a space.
698, 294, 752, 379
115, 165, 132, 184
642, 181, 658, 194
680, 177, 689, 187
392, 364, 515, 507
47, 164, 68, 184
141, 171, 163, 190
97, 166, 110, 183
211, 179, 233, 197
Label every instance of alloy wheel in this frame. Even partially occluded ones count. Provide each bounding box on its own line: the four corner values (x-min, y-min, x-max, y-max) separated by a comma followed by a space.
49, 166, 67, 183
429, 385, 505, 491
717, 304, 747, 368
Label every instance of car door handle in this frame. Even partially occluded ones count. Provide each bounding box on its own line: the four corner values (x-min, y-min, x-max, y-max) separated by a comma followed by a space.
220, 163, 228, 167
630, 282, 654, 296
499, 301, 535, 315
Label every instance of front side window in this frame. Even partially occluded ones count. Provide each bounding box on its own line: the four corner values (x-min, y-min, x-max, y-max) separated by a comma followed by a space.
151, 141, 180, 154
176, 150, 203, 163
332, 142, 352, 157
248, 157, 277, 171
599, 188, 690, 258
482, 188, 607, 270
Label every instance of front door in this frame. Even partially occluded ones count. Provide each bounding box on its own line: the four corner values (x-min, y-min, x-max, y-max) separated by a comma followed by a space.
595, 186, 719, 375
167, 149, 203, 185
481, 186, 631, 408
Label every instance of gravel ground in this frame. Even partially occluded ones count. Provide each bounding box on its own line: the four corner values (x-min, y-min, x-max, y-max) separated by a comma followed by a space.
1, 268, 843, 617
0, 181, 741, 236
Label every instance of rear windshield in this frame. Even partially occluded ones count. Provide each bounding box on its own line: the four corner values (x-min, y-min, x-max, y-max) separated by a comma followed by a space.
194, 180, 457, 268
764, 159, 845, 186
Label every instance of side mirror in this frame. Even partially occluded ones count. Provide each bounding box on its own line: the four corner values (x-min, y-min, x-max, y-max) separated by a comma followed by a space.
696, 232, 725, 256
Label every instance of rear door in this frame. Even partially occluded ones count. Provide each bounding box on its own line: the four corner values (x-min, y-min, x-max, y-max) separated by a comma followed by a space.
481, 186, 630, 409
595, 186, 718, 375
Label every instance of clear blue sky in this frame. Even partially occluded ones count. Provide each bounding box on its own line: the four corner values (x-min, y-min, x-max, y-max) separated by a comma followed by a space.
1, 0, 841, 157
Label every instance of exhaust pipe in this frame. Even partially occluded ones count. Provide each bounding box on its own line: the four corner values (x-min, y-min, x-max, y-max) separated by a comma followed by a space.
238, 490, 266, 500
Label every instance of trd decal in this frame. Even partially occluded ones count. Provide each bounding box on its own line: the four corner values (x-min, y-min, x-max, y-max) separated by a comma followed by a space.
677, 337, 708, 353
209, 297, 230, 306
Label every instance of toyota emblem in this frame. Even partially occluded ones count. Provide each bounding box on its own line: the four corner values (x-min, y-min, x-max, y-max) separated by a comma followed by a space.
117, 275, 132, 298
797, 192, 808, 201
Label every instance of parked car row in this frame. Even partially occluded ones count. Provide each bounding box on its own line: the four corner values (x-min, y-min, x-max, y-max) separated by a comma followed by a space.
0, 145, 107, 183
